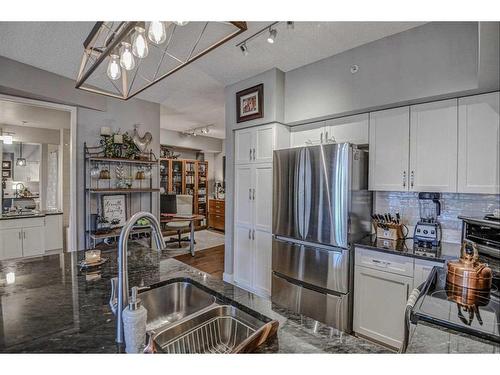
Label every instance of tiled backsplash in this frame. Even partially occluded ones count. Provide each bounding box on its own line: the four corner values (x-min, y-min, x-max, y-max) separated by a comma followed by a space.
374, 192, 500, 243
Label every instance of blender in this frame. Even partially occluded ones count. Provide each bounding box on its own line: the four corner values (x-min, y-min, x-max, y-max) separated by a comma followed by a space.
414, 192, 442, 247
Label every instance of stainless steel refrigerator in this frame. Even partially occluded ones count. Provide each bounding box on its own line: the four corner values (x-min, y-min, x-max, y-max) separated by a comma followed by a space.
271, 143, 371, 332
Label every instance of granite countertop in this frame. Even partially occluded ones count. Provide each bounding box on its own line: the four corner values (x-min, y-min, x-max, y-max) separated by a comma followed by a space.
354, 235, 461, 263
0, 243, 389, 354
406, 321, 499, 353
0, 210, 63, 220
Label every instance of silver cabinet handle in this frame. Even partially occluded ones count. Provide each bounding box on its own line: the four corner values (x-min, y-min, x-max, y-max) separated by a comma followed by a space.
406, 284, 410, 300
320, 132, 324, 144
248, 229, 251, 239
410, 171, 415, 188
252, 229, 255, 240
249, 148, 252, 161
325, 130, 329, 142
252, 188, 255, 200
252, 148, 256, 160
249, 188, 252, 200
402, 171, 406, 188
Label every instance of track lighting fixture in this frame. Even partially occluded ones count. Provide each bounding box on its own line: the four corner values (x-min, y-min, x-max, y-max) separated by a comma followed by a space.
183, 125, 213, 137
236, 21, 294, 53
240, 43, 249, 56
267, 28, 277, 44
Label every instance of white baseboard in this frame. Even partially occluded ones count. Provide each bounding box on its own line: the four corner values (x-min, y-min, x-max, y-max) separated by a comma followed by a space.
222, 272, 234, 284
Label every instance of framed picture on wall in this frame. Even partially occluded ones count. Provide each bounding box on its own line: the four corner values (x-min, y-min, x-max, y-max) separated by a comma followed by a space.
2, 161, 11, 170
2, 170, 11, 178
236, 84, 263, 123
101, 194, 127, 228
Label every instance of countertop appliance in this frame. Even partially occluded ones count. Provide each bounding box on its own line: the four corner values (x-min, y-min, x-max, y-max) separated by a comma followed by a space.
271, 143, 371, 332
414, 192, 442, 248
459, 215, 500, 259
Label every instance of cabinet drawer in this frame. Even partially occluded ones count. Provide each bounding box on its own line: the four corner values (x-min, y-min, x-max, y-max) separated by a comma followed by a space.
0, 217, 44, 230
210, 207, 225, 215
208, 213, 225, 230
208, 200, 225, 211
355, 247, 414, 277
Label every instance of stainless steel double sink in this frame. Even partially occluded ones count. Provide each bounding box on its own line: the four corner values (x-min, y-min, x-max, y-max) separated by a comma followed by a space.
139, 280, 276, 353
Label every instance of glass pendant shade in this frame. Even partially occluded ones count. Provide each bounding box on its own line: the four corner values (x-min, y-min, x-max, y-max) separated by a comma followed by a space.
16, 142, 26, 167
148, 21, 167, 44
119, 43, 135, 70
132, 26, 149, 58
107, 54, 121, 80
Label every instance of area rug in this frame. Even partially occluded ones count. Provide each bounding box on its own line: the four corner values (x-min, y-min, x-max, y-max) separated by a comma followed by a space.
161, 229, 225, 257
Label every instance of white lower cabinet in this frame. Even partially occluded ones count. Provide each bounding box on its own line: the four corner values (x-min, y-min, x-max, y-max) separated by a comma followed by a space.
0, 228, 23, 260
354, 265, 412, 349
0, 218, 45, 260
44, 214, 63, 251
21, 226, 45, 257
353, 247, 444, 349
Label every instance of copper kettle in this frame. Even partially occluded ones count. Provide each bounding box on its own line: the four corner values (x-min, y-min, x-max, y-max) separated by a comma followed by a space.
447, 241, 492, 291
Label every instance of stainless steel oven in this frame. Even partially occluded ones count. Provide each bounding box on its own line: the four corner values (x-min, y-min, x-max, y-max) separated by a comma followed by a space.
459, 215, 500, 258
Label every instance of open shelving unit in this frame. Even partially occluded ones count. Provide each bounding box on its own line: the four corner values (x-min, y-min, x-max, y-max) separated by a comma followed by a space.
84, 143, 160, 249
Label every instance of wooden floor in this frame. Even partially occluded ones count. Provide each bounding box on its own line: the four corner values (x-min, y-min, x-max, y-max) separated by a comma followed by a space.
174, 245, 225, 280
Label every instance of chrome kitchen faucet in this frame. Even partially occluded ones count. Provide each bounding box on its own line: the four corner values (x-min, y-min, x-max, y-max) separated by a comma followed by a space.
109, 211, 166, 346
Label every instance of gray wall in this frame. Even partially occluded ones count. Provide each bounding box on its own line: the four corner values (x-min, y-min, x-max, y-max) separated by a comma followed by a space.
160, 128, 223, 153
0, 123, 61, 144
285, 22, 500, 125
0, 56, 161, 250
0, 56, 106, 111
224, 68, 285, 276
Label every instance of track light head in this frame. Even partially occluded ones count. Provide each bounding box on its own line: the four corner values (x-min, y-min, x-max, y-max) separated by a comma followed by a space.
267, 28, 277, 44
286, 21, 295, 29
240, 43, 248, 56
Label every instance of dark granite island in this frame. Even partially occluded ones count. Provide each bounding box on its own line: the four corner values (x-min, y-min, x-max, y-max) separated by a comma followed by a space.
0, 243, 388, 353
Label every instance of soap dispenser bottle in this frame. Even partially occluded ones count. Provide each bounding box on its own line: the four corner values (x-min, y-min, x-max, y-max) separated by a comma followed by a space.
122, 286, 148, 353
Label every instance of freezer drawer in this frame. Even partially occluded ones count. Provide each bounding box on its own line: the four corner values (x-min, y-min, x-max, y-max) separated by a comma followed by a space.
271, 273, 351, 332
272, 237, 351, 294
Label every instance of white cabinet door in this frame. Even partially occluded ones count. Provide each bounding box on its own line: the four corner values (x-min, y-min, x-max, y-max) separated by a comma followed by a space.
253, 164, 273, 232
22, 226, 44, 257
0, 228, 23, 260
253, 229, 272, 297
234, 225, 254, 289
44, 215, 63, 251
326, 114, 369, 145
369, 107, 410, 191
234, 165, 253, 227
290, 121, 326, 147
353, 265, 412, 349
235, 129, 254, 164
414, 259, 443, 289
254, 125, 275, 163
458, 92, 500, 194
410, 99, 458, 192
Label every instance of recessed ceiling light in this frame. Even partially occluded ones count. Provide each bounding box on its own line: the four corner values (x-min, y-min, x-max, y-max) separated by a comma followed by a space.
267, 28, 277, 44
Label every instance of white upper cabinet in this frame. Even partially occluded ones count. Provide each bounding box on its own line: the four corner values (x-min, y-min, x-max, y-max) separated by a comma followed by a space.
326, 113, 369, 145
458, 92, 500, 194
410, 99, 458, 192
254, 125, 275, 163
290, 121, 326, 147
235, 128, 254, 164
235, 124, 288, 164
369, 107, 410, 191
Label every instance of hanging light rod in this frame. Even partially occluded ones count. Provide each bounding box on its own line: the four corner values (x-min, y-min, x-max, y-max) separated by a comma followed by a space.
236, 21, 294, 54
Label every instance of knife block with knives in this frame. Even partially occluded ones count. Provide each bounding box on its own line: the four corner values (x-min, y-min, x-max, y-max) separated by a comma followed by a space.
372, 213, 405, 241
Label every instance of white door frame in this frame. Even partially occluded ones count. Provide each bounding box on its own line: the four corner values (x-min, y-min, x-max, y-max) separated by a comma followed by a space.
0, 94, 78, 252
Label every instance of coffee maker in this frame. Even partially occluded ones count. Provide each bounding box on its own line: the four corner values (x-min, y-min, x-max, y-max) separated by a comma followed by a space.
414, 192, 442, 247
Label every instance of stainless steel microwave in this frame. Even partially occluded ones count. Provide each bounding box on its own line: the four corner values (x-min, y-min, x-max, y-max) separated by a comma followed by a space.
459, 215, 500, 258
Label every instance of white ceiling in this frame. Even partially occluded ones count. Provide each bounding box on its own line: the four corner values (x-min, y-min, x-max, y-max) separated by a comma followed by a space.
0, 21, 425, 138
0, 99, 71, 130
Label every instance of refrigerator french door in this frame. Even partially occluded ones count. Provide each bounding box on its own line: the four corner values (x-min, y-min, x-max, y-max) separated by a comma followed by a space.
272, 143, 370, 332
